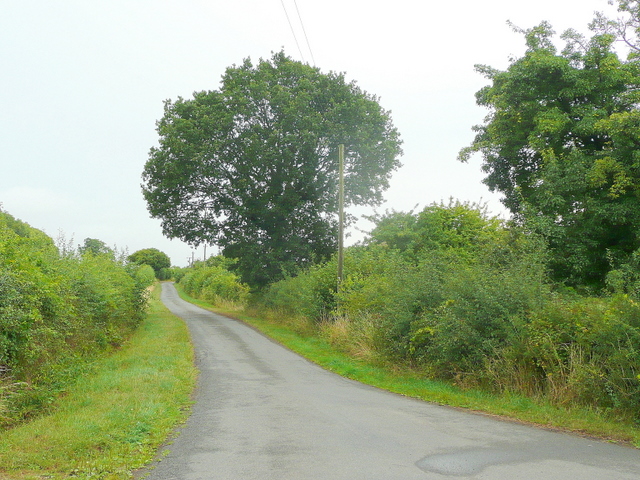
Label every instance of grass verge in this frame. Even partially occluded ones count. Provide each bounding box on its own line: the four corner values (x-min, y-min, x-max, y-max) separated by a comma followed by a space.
0, 284, 197, 480
174, 284, 640, 448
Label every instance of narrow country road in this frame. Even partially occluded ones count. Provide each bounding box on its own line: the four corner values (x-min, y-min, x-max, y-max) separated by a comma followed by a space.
138, 282, 640, 479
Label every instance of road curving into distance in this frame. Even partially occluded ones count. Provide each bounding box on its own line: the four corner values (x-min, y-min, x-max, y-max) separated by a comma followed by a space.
137, 282, 640, 480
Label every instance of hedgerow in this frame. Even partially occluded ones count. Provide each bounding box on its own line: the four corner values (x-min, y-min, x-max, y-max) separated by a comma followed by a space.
179, 257, 249, 307
0, 210, 150, 426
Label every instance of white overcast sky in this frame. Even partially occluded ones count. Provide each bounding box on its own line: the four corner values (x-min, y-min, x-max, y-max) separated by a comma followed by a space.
1, 0, 619, 266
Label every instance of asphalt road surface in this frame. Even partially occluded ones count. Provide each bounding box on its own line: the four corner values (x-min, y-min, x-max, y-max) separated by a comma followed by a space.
138, 282, 640, 479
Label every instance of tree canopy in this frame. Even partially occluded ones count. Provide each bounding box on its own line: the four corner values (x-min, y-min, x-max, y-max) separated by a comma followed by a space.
459, 13, 640, 288
142, 51, 402, 287
79, 238, 114, 257
127, 248, 171, 278
366, 200, 506, 261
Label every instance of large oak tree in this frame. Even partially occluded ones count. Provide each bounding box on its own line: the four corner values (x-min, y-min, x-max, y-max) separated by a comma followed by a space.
142, 52, 402, 287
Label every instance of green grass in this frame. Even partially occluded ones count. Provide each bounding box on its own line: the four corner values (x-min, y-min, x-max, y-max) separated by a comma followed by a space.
175, 284, 640, 449
0, 285, 197, 480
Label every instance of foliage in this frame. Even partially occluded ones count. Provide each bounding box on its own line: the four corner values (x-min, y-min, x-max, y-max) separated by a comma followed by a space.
362, 209, 419, 252
258, 200, 640, 419
178, 261, 249, 307
591, 0, 640, 54
483, 294, 640, 416
128, 248, 171, 279
0, 285, 196, 480
459, 20, 640, 288
133, 264, 156, 289
142, 50, 402, 288
406, 246, 549, 378
78, 237, 114, 258
263, 201, 542, 351
0, 210, 148, 427
367, 199, 506, 260
169, 266, 188, 283
364, 203, 548, 367
606, 248, 640, 298
260, 258, 339, 321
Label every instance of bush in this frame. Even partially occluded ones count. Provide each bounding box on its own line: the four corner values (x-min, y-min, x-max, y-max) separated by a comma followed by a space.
179, 265, 249, 306
261, 260, 337, 321
0, 210, 148, 426
509, 295, 640, 414
134, 264, 156, 289
127, 248, 171, 279
169, 266, 188, 283
157, 267, 172, 281
606, 248, 640, 300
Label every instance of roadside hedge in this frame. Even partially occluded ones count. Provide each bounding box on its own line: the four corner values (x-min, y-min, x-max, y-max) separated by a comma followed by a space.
179, 258, 249, 307
259, 201, 640, 421
0, 210, 150, 426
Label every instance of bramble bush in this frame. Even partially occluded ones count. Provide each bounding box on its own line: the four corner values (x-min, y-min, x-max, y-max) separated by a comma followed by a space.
0, 210, 148, 426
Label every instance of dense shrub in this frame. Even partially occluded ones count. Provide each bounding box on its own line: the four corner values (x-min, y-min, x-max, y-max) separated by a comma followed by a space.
0, 211, 148, 426
179, 261, 249, 307
133, 264, 157, 290
157, 267, 172, 281
406, 253, 548, 377
260, 260, 338, 321
489, 294, 640, 414
262, 245, 414, 322
169, 266, 188, 283
606, 248, 640, 300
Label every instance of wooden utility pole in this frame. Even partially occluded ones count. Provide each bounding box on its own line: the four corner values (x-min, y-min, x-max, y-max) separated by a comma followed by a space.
337, 144, 345, 291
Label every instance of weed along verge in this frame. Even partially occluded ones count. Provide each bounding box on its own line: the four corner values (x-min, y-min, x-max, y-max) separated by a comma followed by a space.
0, 285, 197, 480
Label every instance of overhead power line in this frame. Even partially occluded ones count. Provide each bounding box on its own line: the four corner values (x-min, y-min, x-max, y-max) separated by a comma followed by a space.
279, 0, 316, 66
292, 0, 316, 66
280, 0, 306, 63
